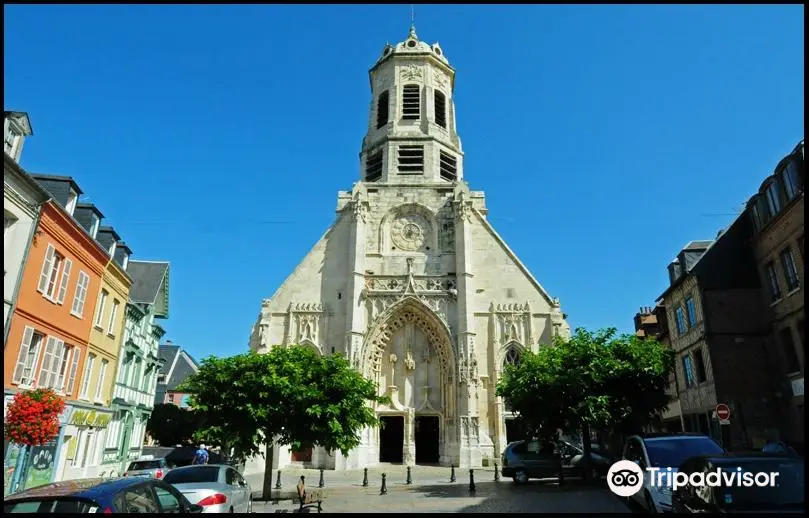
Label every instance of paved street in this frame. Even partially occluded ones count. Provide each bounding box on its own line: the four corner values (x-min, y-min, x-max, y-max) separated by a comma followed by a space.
244, 466, 631, 513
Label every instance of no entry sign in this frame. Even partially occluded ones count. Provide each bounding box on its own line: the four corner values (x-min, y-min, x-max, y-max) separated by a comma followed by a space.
716, 404, 731, 421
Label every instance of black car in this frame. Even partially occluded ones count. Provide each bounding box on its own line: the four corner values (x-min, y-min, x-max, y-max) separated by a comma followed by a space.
3, 477, 204, 514
672, 453, 804, 513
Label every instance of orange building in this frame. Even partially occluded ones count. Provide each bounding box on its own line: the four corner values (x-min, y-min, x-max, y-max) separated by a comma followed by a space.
4, 189, 109, 490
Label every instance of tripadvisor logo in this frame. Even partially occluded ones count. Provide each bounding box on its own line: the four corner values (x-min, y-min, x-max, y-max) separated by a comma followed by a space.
606, 460, 780, 497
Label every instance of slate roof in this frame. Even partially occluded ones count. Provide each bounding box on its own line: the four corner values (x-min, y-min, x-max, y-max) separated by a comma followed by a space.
128, 260, 169, 305
156, 343, 200, 391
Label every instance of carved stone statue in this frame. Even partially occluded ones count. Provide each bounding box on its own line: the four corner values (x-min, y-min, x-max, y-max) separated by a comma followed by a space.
404, 350, 415, 371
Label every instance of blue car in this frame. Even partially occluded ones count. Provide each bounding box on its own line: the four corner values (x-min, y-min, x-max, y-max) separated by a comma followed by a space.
3, 477, 204, 514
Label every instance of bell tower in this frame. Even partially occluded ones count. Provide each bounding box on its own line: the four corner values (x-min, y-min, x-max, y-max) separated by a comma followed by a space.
360, 25, 464, 184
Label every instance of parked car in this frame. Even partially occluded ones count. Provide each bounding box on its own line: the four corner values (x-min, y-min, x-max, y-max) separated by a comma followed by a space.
762, 441, 800, 456
162, 464, 252, 513
123, 456, 170, 479
501, 439, 612, 484
2, 477, 203, 513
672, 453, 804, 513
621, 433, 725, 513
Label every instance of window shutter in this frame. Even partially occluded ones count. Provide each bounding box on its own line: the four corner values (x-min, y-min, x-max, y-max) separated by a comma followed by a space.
54, 341, 68, 390
67, 348, 81, 395
38, 337, 58, 388
72, 272, 89, 315
37, 245, 56, 293
57, 259, 73, 304
12, 326, 35, 384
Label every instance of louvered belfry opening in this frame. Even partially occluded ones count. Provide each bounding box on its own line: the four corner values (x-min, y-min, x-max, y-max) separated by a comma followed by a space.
402, 84, 421, 120
434, 91, 447, 128
439, 151, 457, 181
365, 150, 383, 182
397, 145, 424, 173
376, 91, 389, 129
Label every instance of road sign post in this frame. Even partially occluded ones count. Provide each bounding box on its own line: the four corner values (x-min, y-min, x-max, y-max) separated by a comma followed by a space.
715, 403, 731, 425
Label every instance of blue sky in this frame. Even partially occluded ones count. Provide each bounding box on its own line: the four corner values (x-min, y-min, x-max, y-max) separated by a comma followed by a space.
4, 5, 804, 361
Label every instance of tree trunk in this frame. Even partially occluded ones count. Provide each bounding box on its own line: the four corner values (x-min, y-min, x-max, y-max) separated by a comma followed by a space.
262, 442, 274, 501
582, 422, 592, 483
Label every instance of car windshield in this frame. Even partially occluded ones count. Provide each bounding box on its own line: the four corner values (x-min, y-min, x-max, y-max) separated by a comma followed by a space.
128, 460, 162, 471
163, 466, 220, 484
644, 437, 724, 468
719, 460, 804, 509
4, 498, 99, 513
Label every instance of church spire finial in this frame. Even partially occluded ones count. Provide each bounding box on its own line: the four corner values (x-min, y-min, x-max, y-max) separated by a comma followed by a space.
408, 4, 418, 40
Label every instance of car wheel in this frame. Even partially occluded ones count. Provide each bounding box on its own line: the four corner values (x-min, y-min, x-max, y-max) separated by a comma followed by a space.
513, 469, 528, 484
645, 492, 657, 514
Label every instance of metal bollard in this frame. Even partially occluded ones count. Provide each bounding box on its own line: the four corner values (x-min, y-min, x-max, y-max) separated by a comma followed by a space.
275, 470, 282, 490
406, 466, 412, 485
450, 465, 456, 483
469, 469, 476, 493
362, 467, 369, 487
380, 473, 388, 495
319, 468, 325, 488
494, 462, 500, 482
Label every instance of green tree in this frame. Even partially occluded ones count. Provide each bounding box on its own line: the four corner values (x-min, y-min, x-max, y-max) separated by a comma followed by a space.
178, 346, 387, 500
496, 327, 674, 482
146, 403, 205, 447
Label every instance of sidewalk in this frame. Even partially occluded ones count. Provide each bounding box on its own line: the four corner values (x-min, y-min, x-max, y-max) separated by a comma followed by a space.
244, 465, 499, 496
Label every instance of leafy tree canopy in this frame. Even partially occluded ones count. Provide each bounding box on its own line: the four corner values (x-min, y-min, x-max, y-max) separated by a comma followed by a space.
496, 327, 675, 441
146, 403, 204, 447
178, 346, 388, 463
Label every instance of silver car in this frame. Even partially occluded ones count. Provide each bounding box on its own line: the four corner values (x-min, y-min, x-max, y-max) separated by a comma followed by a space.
162, 464, 252, 513
123, 457, 170, 480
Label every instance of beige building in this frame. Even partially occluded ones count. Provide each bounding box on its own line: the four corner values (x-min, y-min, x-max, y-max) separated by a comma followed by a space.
247, 26, 570, 472
747, 139, 804, 450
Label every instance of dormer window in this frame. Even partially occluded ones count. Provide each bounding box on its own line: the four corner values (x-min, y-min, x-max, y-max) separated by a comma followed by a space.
122, 254, 130, 271
781, 160, 800, 201
108, 241, 117, 257
89, 214, 100, 239
376, 91, 389, 129
434, 91, 447, 128
764, 181, 781, 217
65, 190, 78, 216
402, 85, 420, 120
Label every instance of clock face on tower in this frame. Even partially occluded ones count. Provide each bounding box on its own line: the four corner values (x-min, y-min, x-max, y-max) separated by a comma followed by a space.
391, 214, 429, 251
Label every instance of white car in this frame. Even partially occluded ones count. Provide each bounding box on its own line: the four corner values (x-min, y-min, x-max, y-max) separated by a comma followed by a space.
162, 464, 252, 513
622, 433, 725, 513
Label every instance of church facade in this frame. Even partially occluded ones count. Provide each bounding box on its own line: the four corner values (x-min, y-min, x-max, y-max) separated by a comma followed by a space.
247, 26, 570, 472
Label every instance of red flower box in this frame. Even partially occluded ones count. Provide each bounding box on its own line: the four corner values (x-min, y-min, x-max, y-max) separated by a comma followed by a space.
4, 389, 66, 446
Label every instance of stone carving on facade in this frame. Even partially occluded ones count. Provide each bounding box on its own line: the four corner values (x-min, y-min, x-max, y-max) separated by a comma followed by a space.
404, 350, 416, 371
454, 192, 475, 223
433, 72, 449, 91
489, 302, 534, 352
285, 303, 328, 349
400, 64, 423, 82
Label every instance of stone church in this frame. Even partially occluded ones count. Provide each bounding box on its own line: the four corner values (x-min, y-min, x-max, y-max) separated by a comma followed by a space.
246, 26, 570, 472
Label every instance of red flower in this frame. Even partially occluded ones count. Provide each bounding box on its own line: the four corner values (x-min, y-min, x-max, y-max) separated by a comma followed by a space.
4, 389, 66, 446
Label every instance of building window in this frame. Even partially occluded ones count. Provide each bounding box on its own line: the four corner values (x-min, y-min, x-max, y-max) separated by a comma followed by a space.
376, 90, 389, 129
685, 296, 698, 327
675, 306, 688, 335
764, 181, 782, 217
780, 247, 800, 292
107, 299, 120, 335
765, 261, 782, 302
694, 348, 707, 383
94, 359, 109, 402
397, 145, 424, 173
65, 190, 78, 216
37, 244, 65, 301
79, 353, 96, 400
779, 328, 801, 374
749, 200, 762, 230
54, 343, 73, 393
89, 214, 100, 239
4, 126, 18, 155
439, 151, 458, 181
683, 355, 696, 388
401, 84, 420, 120
13, 327, 45, 386
781, 160, 800, 201
365, 149, 383, 182
503, 345, 522, 367
434, 91, 447, 128
71, 271, 90, 317
94, 290, 109, 328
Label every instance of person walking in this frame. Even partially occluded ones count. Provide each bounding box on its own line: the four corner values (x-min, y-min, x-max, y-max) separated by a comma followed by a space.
192, 444, 209, 465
